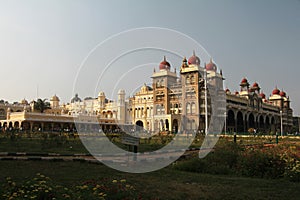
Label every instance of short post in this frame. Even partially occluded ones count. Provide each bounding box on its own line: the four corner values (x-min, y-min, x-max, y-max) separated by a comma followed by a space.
233, 133, 237, 143
133, 145, 137, 161
276, 134, 279, 144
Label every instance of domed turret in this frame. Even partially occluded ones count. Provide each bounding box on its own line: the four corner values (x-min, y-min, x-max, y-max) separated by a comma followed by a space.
272, 87, 280, 95
20, 98, 28, 105
205, 58, 217, 71
50, 94, 60, 102
118, 89, 125, 95
71, 94, 82, 103
188, 50, 200, 66
259, 92, 266, 99
240, 77, 249, 85
181, 57, 188, 69
240, 77, 250, 92
159, 56, 171, 70
280, 90, 286, 97
252, 82, 259, 88
50, 94, 60, 109
98, 91, 105, 97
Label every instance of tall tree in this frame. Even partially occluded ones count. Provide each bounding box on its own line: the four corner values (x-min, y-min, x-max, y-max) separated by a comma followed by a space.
34, 98, 51, 113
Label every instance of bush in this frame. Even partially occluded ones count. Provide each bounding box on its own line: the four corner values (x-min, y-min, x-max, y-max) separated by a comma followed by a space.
237, 148, 286, 179
1, 174, 140, 199
174, 141, 300, 181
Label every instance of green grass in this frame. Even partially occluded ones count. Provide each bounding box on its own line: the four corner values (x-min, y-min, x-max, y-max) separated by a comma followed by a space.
0, 160, 299, 199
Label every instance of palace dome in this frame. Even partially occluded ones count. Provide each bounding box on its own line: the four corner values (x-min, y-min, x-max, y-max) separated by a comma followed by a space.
20, 98, 28, 105
98, 91, 105, 97
188, 51, 200, 66
272, 87, 280, 95
205, 58, 217, 71
241, 77, 248, 84
259, 92, 266, 99
50, 95, 60, 101
252, 82, 259, 88
159, 56, 171, 70
280, 90, 286, 97
71, 93, 82, 103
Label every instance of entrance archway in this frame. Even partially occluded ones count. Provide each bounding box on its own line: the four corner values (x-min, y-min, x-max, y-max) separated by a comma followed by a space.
237, 111, 244, 133
248, 113, 255, 129
172, 119, 178, 133
227, 110, 235, 132
136, 120, 144, 132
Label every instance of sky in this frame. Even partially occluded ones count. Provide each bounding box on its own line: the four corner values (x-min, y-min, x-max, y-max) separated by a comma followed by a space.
0, 0, 299, 114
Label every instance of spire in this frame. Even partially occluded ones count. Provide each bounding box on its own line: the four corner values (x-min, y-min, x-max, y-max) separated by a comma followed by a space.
163, 55, 166, 62
193, 50, 195, 56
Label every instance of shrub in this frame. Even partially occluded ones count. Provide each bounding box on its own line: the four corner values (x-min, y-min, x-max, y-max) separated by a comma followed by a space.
1, 174, 140, 199
237, 148, 286, 179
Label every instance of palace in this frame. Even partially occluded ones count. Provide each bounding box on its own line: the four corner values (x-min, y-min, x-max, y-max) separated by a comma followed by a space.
0, 52, 294, 135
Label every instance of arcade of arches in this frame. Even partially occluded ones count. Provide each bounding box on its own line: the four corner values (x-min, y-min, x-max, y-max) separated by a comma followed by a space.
226, 109, 277, 134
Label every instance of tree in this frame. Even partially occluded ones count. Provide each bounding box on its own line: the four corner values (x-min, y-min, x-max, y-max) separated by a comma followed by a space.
34, 98, 51, 113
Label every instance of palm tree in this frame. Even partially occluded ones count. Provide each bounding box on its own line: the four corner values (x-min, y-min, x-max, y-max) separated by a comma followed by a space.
34, 98, 51, 113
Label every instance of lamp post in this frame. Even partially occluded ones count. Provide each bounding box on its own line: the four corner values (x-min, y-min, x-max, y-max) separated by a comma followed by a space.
204, 66, 208, 135
280, 110, 283, 136
224, 111, 227, 135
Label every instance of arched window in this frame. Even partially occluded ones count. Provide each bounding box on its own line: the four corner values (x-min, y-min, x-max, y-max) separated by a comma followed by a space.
156, 105, 161, 115
191, 103, 196, 114
186, 76, 190, 84
186, 103, 191, 114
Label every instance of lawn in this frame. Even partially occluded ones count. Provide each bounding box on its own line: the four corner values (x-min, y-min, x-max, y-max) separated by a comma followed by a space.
0, 160, 300, 199
0, 133, 299, 199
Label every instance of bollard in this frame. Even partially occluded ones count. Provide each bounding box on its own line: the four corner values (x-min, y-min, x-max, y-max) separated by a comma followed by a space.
276, 134, 279, 144
233, 134, 237, 143
133, 145, 138, 161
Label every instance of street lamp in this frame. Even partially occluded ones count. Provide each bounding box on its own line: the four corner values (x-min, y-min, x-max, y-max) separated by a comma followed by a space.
280, 110, 283, 136
204, 66, 208, 135
224, 111, 227, 135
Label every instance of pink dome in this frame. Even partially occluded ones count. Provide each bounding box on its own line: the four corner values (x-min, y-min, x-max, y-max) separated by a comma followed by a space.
272, 87, 280, 95
159, 56, 171, 70
188, 51, 200, 65
280, 90, 286, 97
205, 58, 217, 71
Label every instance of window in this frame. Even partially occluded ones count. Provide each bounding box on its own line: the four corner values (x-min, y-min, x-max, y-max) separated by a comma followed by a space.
186, 103, 191, 114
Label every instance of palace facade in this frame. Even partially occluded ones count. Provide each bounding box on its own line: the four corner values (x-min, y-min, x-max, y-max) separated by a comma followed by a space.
0, 52, 294, 134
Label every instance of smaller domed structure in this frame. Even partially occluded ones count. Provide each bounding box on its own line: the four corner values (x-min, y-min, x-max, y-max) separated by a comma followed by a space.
20, 98, 28, 105
205, 58, 217, 71
181, 57, 188, 68
280, 90, 286, 97
188, 50, 200, 66
50, 94, 60, 102
259, 92, 266, 99
272, 87, 280, 95
241, 77, 248, 84
159, 56, 171, 70
71, 94, 82, 103
98, 91, 105, 97
118, 89, 125, 94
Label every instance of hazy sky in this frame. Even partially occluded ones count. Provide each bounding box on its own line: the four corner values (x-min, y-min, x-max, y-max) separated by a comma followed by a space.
0, 0, 299, 114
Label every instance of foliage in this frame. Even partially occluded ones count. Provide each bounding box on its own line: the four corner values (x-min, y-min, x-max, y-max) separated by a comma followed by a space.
34, 99, 51, 113
1, 174, 139, 200
174, 140, 300, 181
